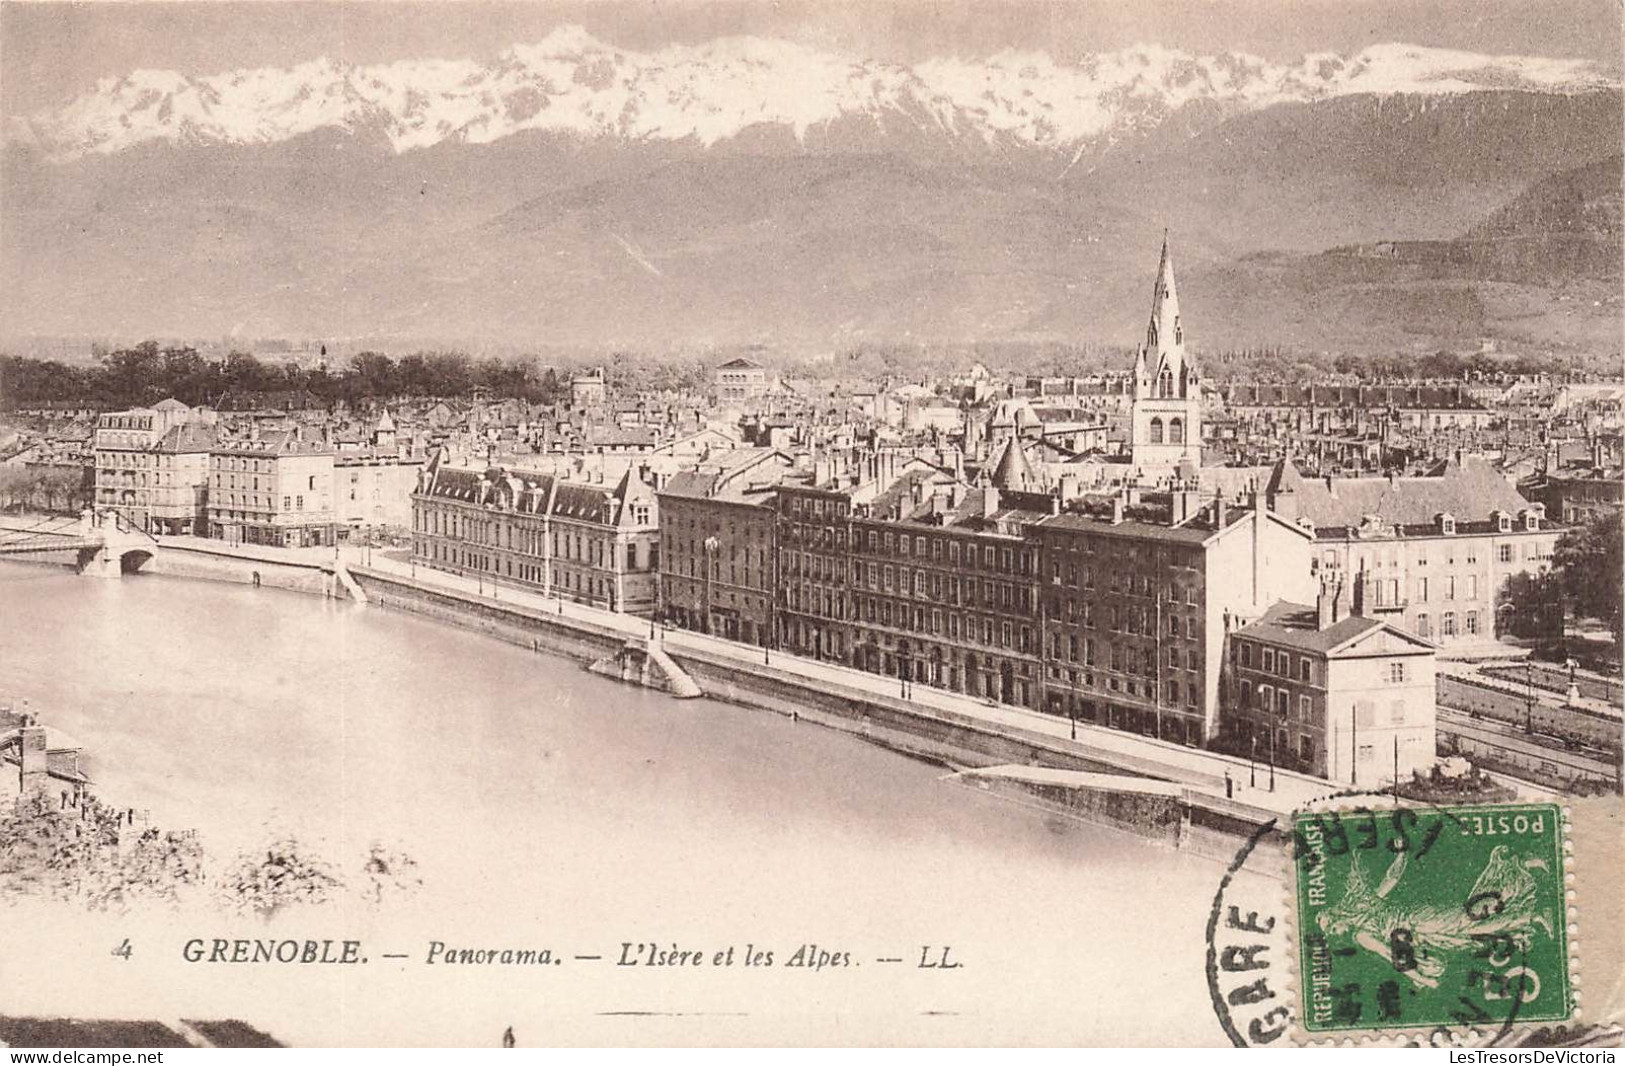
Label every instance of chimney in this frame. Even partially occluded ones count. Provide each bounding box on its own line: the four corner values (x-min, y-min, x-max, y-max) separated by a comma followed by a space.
983, 486, 1000, 518
911, 479, 924, 505
1351, 570, 1370, 618
1214, 497, 1227, 528
18, 723, 48, 796
1331, 579, 1349, 626
813, 458, 830, 485
1110, 496, 1124, 525
1175, 484, 1199, 525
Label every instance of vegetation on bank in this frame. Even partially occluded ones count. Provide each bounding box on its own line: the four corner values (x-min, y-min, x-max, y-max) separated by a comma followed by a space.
0, 345, 718, 411
0, 791, 421, 917
0, 466, 91, 515
3, 339, 1617, 414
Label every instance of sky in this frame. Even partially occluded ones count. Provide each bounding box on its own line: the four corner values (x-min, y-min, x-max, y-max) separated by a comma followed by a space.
3, 0, 1622, 117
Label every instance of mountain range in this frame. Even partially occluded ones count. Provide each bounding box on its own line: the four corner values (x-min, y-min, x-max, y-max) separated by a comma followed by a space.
2, 27, 1621, 353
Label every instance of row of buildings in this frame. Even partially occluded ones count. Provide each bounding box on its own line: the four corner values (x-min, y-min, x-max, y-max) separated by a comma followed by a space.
92, 402, 420, 546
407, 242, 1568, 787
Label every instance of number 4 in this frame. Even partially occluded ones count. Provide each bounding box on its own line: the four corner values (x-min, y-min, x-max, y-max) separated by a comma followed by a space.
111, 938, 132, 960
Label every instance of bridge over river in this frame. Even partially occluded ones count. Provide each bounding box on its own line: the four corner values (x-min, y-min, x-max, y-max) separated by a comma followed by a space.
0, 510, 160, 577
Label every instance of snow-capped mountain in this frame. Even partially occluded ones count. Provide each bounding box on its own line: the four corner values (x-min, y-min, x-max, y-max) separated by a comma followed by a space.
10, 25, 1618, 162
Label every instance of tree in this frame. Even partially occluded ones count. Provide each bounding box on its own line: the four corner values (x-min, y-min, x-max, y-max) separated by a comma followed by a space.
1551, 513, 1624, 643
359, 843, 422, 905
0, 793, 204, 911
218, 837, 343, 920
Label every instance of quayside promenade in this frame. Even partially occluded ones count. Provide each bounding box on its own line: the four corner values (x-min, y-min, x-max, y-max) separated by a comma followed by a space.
336, 548, 1558, 823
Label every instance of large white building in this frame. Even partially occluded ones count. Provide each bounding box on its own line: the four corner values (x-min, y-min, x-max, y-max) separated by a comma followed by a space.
93, 399, 217, 534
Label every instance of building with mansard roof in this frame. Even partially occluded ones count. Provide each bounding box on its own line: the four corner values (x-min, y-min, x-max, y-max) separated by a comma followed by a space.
208, 429, 335, 548
1263, 455, 1564, 648
412, 454, 660, 615
94, 399, 218, 534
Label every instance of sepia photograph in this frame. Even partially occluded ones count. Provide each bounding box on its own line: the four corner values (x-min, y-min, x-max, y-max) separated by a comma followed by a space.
0, 0, 1621, 1050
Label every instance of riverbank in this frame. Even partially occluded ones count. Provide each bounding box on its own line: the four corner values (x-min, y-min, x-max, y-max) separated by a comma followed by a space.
337, 556, 1315, 858
11, 534, 1316, 854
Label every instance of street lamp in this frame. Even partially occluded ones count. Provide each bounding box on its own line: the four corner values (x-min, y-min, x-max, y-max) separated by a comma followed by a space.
702, 535, 720, 636
1521, 656, 1534, 734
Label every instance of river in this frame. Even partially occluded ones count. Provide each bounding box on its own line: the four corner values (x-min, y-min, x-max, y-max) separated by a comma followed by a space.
0, 562, 1233, 1046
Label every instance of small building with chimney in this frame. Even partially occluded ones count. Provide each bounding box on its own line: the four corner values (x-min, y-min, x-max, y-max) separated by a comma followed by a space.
0, 711, 90, 806
1224, 577, 1438, 787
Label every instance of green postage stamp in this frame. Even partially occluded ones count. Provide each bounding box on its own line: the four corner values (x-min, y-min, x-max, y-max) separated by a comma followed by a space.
1292, 802, 1573, 1036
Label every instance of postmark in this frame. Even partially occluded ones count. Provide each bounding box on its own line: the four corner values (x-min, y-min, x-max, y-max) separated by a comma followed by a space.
1291, 802, 1573, 1037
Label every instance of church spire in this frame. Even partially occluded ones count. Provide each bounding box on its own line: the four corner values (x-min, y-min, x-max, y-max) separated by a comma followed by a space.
1147, 231, 1181, 354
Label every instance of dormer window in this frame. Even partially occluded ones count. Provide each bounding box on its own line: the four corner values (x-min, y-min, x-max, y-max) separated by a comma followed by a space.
1437, 513, 1455, 535
1522, 510, 1538, 531
1496, 511, 1512, 534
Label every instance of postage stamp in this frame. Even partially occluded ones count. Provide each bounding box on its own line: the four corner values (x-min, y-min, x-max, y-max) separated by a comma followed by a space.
1291, 802, 1574, 1037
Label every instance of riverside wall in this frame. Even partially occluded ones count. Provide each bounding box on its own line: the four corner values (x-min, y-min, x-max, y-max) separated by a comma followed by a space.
145, 542, 340, 597
346, 566, 1284, 854
352, 567, 627, 664
10, 541, 1290, 852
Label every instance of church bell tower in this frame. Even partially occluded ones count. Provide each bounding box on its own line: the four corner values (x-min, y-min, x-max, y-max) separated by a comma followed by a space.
1130, 235, 1202, 474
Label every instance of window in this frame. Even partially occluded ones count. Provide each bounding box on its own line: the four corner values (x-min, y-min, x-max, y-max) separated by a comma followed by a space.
1355, 700, 1375, 728
1389, 661, 1408, 684
1390, 700, 1405, 724
1299, 694, 1311, 719
1262, 648, 1274, 672
1240, 680, 1252, 707
1148, 417, 1164, 444
1499, 544, 1514, 563
1467, 575, 1478, 600
1259, 684, 1272, 711
1466, 611, 1479, 636
1442, 612, 1456, 637
1277, 689, 1289, 714
1416, 613, 1430, 638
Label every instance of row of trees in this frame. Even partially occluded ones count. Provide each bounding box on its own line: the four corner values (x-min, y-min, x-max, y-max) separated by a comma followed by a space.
1, 346, 582, 411
0, 792, 421, 918
8, 337, 1606, 415
0, 466, 91, 515
2, 344, 729, 412
1551, 512, 1625, 645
